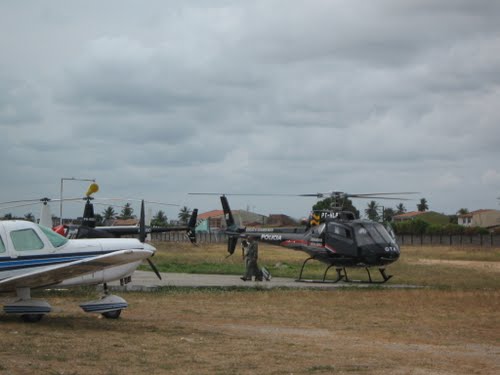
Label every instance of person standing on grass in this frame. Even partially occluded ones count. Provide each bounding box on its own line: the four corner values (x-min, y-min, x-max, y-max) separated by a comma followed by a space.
241, 236, 264, 281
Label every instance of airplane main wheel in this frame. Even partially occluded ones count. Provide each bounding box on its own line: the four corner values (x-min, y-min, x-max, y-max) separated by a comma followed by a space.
102, 310, 122, 319
21, 314, 44, 323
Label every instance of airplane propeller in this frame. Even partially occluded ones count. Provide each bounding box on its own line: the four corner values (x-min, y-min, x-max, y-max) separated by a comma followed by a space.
138, 199, 162, 280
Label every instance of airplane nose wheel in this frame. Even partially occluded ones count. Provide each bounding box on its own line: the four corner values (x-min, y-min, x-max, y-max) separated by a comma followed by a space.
79, 283, 128, 319
21, 314, 44, 323
102, 309, 122, 319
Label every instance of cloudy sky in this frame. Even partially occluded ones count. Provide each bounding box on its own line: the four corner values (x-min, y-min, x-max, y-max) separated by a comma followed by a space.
1, 0, 499, 221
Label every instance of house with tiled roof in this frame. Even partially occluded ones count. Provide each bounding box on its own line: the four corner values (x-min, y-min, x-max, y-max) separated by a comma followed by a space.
111, 218, 139, 226
392, 211, 426, 222
196, 209, 268, 232
458, 209, 500, 229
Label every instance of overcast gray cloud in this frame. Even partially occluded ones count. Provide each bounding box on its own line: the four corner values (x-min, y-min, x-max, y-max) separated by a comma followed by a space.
1, 0, 499, 220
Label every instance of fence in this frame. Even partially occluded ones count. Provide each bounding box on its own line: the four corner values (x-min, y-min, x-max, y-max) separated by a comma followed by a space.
151, 231, 229, 243
152, 232, 500, 247
396, 234, 500, 247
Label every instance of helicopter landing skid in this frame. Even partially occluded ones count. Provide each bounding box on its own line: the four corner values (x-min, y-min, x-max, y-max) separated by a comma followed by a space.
340, 267, 393, 284
295, 258, 344, 283
296, 258, 393, 284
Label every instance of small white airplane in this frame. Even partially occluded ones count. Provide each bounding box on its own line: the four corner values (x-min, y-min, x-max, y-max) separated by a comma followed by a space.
0, 219, 156, 322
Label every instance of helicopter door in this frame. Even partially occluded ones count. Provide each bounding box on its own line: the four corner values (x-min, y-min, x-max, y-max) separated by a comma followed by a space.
325, 223, 356, 256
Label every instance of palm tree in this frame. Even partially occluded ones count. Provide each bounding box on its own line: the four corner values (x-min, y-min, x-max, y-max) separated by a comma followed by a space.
102, 206, 116, 222
24, 212, 35, 222
383, 207, 395, 222
395, 203, 406, 215
119, 203, 135, 219
152, 210, 168, 226
417, 198, 429, 212
365, 201, 380, 221
178, 206, 191, 224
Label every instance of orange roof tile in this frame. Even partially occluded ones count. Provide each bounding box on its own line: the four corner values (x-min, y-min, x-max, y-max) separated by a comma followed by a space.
393, 211, 425, 219
197, 210, 225, 220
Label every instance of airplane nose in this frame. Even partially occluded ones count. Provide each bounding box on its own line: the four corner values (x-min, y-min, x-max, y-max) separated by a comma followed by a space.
143, 242, 157, 255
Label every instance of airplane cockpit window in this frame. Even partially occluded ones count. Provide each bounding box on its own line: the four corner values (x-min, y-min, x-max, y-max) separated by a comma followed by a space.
0, 236, 5, 253
10, 228, 44, 251
39, 225, 69, 248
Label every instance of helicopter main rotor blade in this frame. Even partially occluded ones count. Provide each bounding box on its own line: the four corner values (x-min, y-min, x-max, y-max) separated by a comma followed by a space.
189, 192, 307, 197
188, 191, 420, 200
348, 192, 420, 197
96, 197, 179, 207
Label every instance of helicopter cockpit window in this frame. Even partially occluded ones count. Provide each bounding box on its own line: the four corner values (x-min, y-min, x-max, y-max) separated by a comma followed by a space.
317, 223, 326, 236
327, 223, 351, 239
354, 223, 394, 246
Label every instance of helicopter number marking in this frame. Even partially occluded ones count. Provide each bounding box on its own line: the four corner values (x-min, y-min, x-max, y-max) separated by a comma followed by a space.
385, 246, 398, 252
260, 234, 282, 241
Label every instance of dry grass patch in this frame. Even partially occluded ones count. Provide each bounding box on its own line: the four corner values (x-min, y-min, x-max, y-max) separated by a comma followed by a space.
1, 288, 499, 375
1, 243, 498, 374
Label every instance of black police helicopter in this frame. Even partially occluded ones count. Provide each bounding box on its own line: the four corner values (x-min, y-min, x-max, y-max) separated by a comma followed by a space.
190, 191, 417, 283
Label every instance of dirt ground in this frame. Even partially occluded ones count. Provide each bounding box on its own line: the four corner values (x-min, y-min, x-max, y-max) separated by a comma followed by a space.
0, 244, 499, 374
0, 288, 498, 375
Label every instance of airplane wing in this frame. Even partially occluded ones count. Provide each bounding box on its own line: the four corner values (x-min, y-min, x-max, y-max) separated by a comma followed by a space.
0, 249, 152, 292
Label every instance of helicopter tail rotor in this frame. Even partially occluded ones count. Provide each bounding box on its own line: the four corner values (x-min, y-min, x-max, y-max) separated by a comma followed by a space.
136, 199, 161, 280
220, 195, 246, 256
185, 208, 198, 244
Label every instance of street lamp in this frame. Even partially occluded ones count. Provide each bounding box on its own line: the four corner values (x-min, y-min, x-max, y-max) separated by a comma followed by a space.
60, 177, 96, 225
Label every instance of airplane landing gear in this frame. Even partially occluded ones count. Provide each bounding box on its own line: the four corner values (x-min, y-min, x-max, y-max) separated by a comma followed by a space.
3, 288, 52, 322
21, 313, 44, 323
79, 284, 128, 318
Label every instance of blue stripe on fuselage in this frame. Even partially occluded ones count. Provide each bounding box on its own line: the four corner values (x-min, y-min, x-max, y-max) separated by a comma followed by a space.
0, 251, 116, 272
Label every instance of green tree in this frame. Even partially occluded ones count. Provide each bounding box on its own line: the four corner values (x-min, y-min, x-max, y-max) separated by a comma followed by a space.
95, 213, 104, 226
395, 203, 406, 215
457, 208, 469, 215
102, 206, 116, 222
24, 212, 35, 222
313, 197, 360, 218
119, 203, 135, 219
383, 207, 395, 222
417, 198, 429, 212
151, 210, 168, 226
178, 206, 191, 224
364, 201, 380, 221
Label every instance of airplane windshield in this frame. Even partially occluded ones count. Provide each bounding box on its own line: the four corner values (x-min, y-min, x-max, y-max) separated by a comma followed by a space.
354, 222, 394, 246
38, 225, 69, 248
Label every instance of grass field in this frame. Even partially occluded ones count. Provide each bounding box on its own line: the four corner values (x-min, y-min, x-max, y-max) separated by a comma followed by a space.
0, 243, 498, 374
